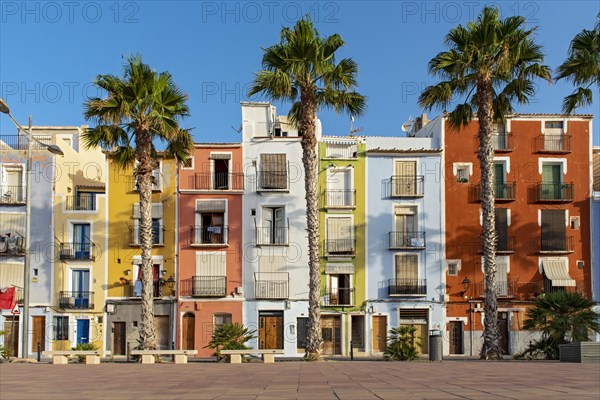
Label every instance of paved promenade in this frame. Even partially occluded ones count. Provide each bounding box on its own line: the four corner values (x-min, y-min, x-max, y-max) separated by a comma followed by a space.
1, 360, 599, 399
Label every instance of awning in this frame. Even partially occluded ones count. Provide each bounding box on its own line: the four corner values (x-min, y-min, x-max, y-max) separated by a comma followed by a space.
325, 263, 355, 274
210, 153, 231, 160
542, 260, 576, 287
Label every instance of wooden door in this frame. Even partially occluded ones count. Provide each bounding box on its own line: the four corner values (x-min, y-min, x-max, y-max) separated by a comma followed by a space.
448, 321, 464, 354
154, 316, 170, 350
372, 316, 387, 353
3, 316, 19, 357
320, 316, 341, 355
113, 322, 126, 355
259, 313, 283, 349
31, 316, 45, 352
498, 312, 509, 355
415, 324, 428, 354
182, 313, 195, 350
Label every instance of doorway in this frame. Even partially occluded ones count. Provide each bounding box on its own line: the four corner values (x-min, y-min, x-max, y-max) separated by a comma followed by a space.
3, 316, 19, 357
259, 311, 283, 349
321, 316, 341, 355
182, 313, 195, 350
154, 315, 170, 350
76, 319, 90, 344
498, 312, 509, 355
351, 315, 365, 352
448, 321, 464, 354
372, 315, 387, 353
112, 322, 126, 355
32, 316, 46, 353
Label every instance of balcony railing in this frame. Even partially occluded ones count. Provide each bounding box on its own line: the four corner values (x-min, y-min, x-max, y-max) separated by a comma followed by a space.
0, 185, 26, 204
59, 242, 95, 261
387, 278, 427, 296
516, 281, 585, 300
325, 239, 356, 255
255, 226, 288, 245
533, 183, 574, 202
65, 195, 97, 211
534, 134, 572, 153
322, 287, 354, 306
129, 225, 164, 246
324, 143, 358, 159
0, 135, 52, 150
540, 235, 574, 253
323, 190, 356, 208
471, 182, 516, 202
187, 172, 244, 191
0, 233, 24, 256
256, 169, 289, 192
473, 281, 518, 298
388, 231, 426, 249
180, 276, 227, 297
59, 291, 94, 309
254, 272, 289, 299
191, 225, 228, 246
492, 133, 513, 152
386, 175, 425, 197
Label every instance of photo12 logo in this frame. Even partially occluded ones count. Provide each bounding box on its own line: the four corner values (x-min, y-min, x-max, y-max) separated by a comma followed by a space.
200, 1, 340, 24
400, 1, 539, 24
1, 1, 140, 24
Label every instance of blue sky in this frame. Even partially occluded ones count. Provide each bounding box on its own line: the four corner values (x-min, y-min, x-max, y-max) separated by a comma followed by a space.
1, 1, 598, 144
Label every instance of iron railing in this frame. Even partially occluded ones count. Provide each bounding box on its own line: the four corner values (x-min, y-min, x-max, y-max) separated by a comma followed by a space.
65, 194, 97, 211
187, 172, 244, 191
191, 225, 228, 245
255, 226, 288, 245
325, 239, 356, 255
0, 233, 24, 256
59, 242, 95, 260
534, 134, 572, 153
388, 231, 426, 249
59, 291, 94, 309
473, 281, 518, 298
534, 183, 574, 202
0, 135, 52, 150
180, 276, 227, 297
387, 278, 427, 296
386, 175, 425, 197
492, 133, 513, 151
323, 190, 356, 208
254, 272, 289, 299
129, 225, 164, 246
472, 182, 516, 201
540, 235, 574, 253
322, 287, 354, 306
0, 185, 26, 204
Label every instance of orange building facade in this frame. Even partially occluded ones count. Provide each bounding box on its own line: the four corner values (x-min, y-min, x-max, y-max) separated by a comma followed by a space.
438, 114, 593, 356
177, 144, 245, 356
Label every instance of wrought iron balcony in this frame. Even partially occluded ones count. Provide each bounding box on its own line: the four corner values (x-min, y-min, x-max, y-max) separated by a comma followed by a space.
324, 239, 356, 256
533, 183, 574, 202
180, 276, 227, 297
539, 235, 574, 253
387, 278, 427, 296
255, 226, 288, 246
492, 133, 513, 152
473, 281, 518, 298
322, 287, 354, 306
471, 182, 516, 202
386, 175, 425, 197
59, 291, 94, 309
0, 134, 52, 150
186, 172, 244, 191
534, 134, 572, 153
129, 225, 164, 246
254, 272, 289, 299
191, 225, 228, 246
0, 233, 24, 256
0, 185, 26, 204
388, 231, 426, 249
323, 190, 356, 208
65, 194, 97, 211
59, 242, 95, 261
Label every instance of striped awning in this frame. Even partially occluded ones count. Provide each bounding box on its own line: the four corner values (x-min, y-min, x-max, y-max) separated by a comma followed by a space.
325, 263, 355, 274
210, 153, 231, 160
542, 260, 576, 287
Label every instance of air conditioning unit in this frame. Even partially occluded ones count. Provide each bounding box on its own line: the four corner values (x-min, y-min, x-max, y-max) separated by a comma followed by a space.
236, 286, 244, 296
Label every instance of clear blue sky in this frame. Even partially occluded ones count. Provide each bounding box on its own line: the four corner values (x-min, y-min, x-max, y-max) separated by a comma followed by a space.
1, 1, 598, 144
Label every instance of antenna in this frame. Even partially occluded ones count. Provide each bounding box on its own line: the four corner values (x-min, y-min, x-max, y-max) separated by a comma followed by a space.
231, 125, 242, 134
401, 116, 414, 133
349, 127, 363, 137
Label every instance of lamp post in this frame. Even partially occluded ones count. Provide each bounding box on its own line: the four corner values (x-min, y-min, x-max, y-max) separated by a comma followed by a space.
0, 98, 63, 359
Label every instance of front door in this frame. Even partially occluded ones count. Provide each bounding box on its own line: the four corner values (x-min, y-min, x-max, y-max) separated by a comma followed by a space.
3, 316, 19, 357
32, 316, 46, 352
259, 311, 283, 349
498, 312, 509, 355
182, 313, 195, 350
321, 316, 341, 355
372, 315, 387, 353
448, 321, 464, 355
154, 315, 170, 350
112, 322, 126, 355
76, 319, 89, 344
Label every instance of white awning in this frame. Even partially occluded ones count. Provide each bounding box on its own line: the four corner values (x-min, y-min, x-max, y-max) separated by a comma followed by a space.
325, 263, 355, 274
542, 260, 576, 287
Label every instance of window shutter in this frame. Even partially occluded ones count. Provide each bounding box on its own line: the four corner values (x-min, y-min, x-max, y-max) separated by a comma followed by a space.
196, 200, 226, 213
133, 203, 140, 219
151, 203, 163, 219
395, 254, 418, 280
196, 252, 226, 276
259, 255, 286, 273
261, 154, 287, 189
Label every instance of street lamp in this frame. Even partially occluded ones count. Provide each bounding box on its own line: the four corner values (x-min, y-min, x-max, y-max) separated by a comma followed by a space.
0, 98, 63, 359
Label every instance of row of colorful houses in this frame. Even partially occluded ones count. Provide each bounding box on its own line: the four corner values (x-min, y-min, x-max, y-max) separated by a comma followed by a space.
0, 102, 597, 359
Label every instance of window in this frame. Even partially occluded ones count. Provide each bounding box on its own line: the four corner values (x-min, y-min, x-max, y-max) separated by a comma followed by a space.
545, 121, 563, 130
195, 200, 226, 244
495, 209, 510, 251
54, 316, 69, 340
182, 157, 194, 169
325, 142, 358, 159
493, 161, 508, 198
196, 252, 226, 277
446, 260, 461, 276
541, 163, 564, 200
392, 206, 422, 248
213, 313, 232, 329
541, 210, 567, 251
0, 213, 25, 255
132, 203, 163, 245
133, 263, 162, 297
543, 122, 565, 152
134, 161, 162, 191
259, 206, 286, 245
326, 168, 354, 207
326, 217, 354, 254
0, 164, 25, 204
570, 216, 580, 230
457, 166, 469, 183
259, 154, 287, 190
296, 317, 309, 349
395, 254, 418, 281
68, 223, 92, 260
393, 160, 417, 196
495, 256, 509, 296
327, 274, 352, 305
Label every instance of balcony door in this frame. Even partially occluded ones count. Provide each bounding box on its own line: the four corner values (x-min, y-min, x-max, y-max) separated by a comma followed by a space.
327, 168, 352, 207
200, 212, 224, 244
541, 210, 566, 251
495, 208, 509, 251
493, 163, 506, 198
73, 223, 91, 259
212, 158, 230, 190
326, 217, 353, 254
72, 269, 90, 308
394, 207, 417, 247
394, 161, 417, 196
542, 164, 562, 200
262, 207, 285, 244
2, 165, 24, 203
329, 274, 351, 305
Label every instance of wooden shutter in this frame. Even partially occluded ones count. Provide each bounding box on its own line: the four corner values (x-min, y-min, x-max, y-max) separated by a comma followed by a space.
196, 251, 226, 276
495, 208, 508, 249
261, 154, 287, 189
541, 210, 566, 250
394, 161, 416, 195
394, 254, 418, 280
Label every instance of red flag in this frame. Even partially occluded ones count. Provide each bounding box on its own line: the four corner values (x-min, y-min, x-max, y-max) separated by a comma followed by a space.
0, 287, 16, 310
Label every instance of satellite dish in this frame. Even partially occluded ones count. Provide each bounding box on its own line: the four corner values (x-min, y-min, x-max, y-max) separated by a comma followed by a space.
401, 116, 414, 133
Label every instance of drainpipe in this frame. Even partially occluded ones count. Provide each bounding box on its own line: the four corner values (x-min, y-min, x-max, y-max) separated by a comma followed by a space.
173, 160, 180, 350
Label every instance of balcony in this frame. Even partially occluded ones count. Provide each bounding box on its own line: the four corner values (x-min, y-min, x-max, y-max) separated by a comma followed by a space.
255, 226, 288, 246
388, 231, 426, 250
539, 235, 574, 254
387, 278, 427, 296
386, 175, 425, 197
59, 291, 94, 309
129, 225, 164, 246
0, 134, 52, 150
473, 281, 518, 298
0, 233, 24, 256
59, 242, 95, 261
186, 172, 244, 191
254, 272, 289, 299
180, 276, 227, 297
322, 287, 354, 306
65, 195, 97, 211
190, 225, 228, 246
256, 170, 289, 192
0, 185, 26, 205
322, 190, 356, 208
533, 183, 574, 202
534, 134, 572, 153
325, 239, 356, 256
478, 235, 516, 254
471, 182, 516, 202
517, 281, 585, 300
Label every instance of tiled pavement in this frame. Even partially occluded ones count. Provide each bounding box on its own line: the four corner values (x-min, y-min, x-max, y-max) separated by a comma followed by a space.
1, 360, 599, 400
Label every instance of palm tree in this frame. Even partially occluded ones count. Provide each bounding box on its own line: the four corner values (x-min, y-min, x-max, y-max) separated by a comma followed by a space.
556, 14, 599, 113
249, 16, 366, 360
419, 7, 551, 359
82, 55, 193, 350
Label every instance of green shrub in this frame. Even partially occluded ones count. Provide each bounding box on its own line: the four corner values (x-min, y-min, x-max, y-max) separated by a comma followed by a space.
72, 342, 98, 362
205, 323, 256, 362
384, 325, 420, 361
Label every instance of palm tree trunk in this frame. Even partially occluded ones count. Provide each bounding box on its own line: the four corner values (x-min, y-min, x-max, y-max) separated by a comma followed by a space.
476, 78, 502, 360
135, 129, 158, 350
299, 91, 323, 361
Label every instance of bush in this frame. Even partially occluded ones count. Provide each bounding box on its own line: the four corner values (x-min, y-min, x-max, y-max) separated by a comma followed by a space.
384, 325, 420, 361
205, 323, 257, 362
72, 342, 98, 362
